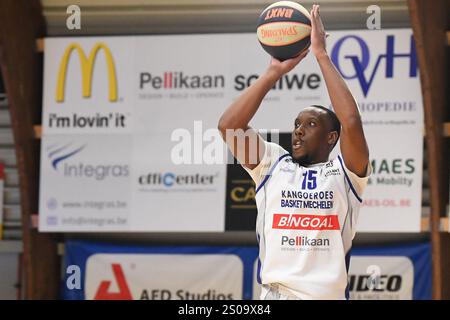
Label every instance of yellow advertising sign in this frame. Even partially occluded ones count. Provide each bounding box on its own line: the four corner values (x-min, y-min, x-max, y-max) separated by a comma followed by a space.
56, 42, 117, 102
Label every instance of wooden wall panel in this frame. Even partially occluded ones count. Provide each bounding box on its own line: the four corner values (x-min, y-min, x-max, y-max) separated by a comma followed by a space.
0, 0, 59, 299
408, 0, 449, 300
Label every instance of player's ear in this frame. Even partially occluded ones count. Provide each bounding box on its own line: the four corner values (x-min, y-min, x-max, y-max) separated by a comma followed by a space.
327, 131, 338, 148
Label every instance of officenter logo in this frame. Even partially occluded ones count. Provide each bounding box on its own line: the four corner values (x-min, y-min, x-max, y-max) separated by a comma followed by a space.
55, 42, 118, 102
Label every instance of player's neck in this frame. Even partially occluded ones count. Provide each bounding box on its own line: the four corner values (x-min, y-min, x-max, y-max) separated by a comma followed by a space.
293, 151, 329, 166
293, 155, 329, 167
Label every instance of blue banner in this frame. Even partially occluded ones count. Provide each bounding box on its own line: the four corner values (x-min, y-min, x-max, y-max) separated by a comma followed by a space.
62, 240, 258, 300
62, 240, 431, 300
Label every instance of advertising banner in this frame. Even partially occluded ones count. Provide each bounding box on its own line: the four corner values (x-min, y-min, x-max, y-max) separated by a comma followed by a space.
349, 242, 431, 300
41, 29, 423, 232
63, 241, 430, 300
63, 240, 258, 300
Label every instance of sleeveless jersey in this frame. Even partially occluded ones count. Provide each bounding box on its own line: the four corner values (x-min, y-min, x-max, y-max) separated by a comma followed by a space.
244, 141, 371, 300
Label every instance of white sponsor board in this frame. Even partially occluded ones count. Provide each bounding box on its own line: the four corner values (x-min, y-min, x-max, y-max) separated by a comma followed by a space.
40, 135, 132, 231
130, 133, 225, 231
326, 30, 423, 232
252, 256, 415, 300
39, 37, 227, 231
348, 256, 414, 300
85, 253, 243, 300
40, 29, 422, 232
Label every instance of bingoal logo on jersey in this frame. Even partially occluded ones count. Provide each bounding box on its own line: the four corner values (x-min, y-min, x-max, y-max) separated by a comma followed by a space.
272, 214, 340, 230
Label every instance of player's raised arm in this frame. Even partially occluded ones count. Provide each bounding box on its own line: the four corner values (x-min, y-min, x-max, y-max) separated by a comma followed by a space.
310, 4, 369, 177
218, 51, 308, 169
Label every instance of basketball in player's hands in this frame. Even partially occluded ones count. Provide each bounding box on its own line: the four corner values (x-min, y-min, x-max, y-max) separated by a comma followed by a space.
256, 1, 312, 61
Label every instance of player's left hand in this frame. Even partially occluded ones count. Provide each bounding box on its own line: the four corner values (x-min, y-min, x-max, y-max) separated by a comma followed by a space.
310, 4, 328, 58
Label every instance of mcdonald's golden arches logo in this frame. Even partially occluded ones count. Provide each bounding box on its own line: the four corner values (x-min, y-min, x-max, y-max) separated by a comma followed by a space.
56, 42, 118, 102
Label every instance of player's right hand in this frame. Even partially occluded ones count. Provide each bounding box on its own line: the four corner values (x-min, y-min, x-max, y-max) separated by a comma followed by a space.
267, 49, 310, 79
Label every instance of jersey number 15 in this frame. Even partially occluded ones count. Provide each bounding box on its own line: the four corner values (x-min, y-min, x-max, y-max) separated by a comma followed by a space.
301, 170, 317, 190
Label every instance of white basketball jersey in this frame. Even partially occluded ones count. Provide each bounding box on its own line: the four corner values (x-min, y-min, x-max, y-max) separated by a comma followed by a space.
244, 141, 371, 300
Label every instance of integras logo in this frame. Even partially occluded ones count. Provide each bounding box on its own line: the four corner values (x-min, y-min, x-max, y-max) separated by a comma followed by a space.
94, 264, 132, 300
46, 142, 85, 171
56, 42, 118, 102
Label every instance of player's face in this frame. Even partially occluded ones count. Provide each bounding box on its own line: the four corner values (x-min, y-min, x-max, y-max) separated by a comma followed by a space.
291, 108, 332, 165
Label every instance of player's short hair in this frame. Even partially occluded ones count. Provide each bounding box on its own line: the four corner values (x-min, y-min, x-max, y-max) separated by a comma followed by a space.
311, 105, 341, 148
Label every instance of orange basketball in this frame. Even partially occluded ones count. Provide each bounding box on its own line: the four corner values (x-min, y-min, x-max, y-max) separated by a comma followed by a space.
256, 1, 312, 61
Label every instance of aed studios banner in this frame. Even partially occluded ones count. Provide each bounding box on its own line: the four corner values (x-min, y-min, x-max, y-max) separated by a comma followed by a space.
63, 240, 259, 300
62, 240, 431, 300
40, 29, 423, 232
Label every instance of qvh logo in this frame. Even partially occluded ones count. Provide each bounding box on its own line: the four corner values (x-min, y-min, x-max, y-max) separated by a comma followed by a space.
331, 34, 417, 97
46, 142, 129, 180
139, 172, 219, 187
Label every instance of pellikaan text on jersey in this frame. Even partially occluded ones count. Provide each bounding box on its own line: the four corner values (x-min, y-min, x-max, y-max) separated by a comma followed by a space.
243, 141, 372, 300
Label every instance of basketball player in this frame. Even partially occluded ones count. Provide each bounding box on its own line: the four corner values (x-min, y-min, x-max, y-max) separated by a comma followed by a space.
218, 5, 371, 300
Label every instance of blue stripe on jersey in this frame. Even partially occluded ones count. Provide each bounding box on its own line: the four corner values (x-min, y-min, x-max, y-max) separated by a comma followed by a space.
344, 249, 352, 300
337, 155, 363, 203
256, 233, 262, 284
256, 259, 262, 285
255, 153, 290, 194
